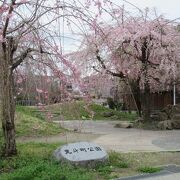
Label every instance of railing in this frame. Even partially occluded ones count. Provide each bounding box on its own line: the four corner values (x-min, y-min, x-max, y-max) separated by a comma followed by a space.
16, 100, 38, 106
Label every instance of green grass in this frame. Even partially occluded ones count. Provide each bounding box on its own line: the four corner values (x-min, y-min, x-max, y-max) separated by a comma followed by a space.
109, 152, 129, 168
0, 142, 98, 180
0, 105, 63, 151
11, 106, 63, 137
138, 166, 162, 173
0, 143, 129, 180
16, 106, 45, 120
45, 101, 137, 121
1, 143, 180, 180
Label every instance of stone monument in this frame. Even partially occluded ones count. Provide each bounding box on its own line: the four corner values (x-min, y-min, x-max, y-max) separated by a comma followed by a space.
53, 141, 108, 167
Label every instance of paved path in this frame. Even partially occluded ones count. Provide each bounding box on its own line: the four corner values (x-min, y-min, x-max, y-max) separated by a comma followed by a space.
53, 120, 180, 152
118, 172, 180, 180
142, 173, 180, 180
17, 120, 180, 153
117, 165, 180, 180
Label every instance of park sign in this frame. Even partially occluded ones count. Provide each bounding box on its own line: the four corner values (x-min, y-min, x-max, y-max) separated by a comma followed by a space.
53, 142, 108, 167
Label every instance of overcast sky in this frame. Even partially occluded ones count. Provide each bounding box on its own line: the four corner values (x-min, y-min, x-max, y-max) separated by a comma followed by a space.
127, 0, 180, 19
63, 0, 180, 53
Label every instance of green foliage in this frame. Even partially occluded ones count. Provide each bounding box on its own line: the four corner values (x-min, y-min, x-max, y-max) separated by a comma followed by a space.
138, 166, 162, 173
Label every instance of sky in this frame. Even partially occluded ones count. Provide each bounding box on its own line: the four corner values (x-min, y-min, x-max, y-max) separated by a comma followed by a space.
62, 0, 180, 53
126, 0, 180, 20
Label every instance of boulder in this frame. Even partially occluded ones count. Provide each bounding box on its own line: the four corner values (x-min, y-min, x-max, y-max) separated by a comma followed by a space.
102, 111, 114, 117
173, 114, 180, 121
171, 119, 180, 129
53, 142, 108, 167
158, 112, 168, 121
114, 122, 133, 128
111, 115, 119, 120
157, 120, 173, 130
161, 104, 172, 118
156, 104, 180, 130
161, 104, 180, 119
150, 113, 159, 121
172, 104, 180, 115
134, 117, 144, 123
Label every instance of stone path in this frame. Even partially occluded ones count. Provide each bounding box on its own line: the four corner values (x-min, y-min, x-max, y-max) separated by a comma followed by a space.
17, 120, 180, 153
53, 120, 180, 152
117, 165, 180, 180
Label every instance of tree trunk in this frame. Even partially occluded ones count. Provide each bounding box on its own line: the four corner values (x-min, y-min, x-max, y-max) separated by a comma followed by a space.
0, 39, 17, 156
130, 80, 142, 117
141, 39, 151, 122
142, 83, 151, 121
135, 87, 142, 117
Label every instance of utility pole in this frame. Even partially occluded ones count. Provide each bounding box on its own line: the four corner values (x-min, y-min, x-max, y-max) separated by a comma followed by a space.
173, 82, 176, 105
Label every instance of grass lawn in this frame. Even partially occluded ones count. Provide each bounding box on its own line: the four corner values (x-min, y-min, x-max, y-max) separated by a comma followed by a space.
44, 101, 137, 121
0, 106, 64, 140
1, 142, 180, 180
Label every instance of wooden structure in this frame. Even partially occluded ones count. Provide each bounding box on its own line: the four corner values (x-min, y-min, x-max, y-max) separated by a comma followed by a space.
122, 91, 180, 111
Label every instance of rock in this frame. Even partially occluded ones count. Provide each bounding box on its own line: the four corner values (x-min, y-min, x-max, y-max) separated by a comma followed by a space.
111, 115, 119, 120
134, 117, 144, 123
161, 104, 180, 119
172, 104, 180, 114
150, 113, 159, 121
134, 118, 143, 128
157, 120, 173, 130
161, 104, 173, 118
173, 114, 180, 121
102, 111, 114, 117
53, 142, 108, 167
157, 104, 180, 130
114, 122, 133, 128
171, 119, 180, 129
158, 112, 168, 121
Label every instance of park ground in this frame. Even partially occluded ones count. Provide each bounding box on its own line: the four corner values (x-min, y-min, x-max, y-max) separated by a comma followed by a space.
0, 102, 180, 180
